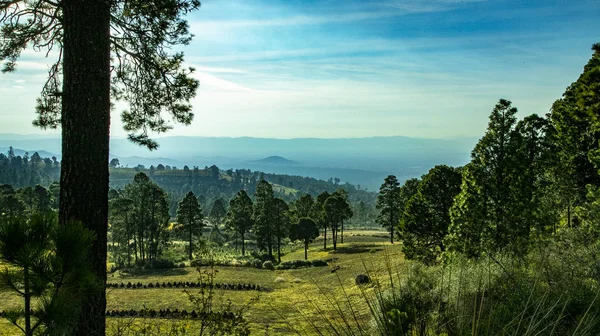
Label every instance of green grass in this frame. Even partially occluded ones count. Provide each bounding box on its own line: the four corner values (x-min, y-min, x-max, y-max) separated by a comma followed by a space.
0, 229, 404, 335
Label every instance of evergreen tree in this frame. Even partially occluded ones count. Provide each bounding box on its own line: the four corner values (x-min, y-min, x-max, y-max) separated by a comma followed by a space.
313, 191, 330, 249
290, 218, 319, 260
376, 175, 401, 244
448, 99, 525, 256
254, 180, 276, 258
226, 190, 254, 256
401, 165, 462, 264
548, 43, 600, 226
176, 191, 204, 260
324, 193, 352, 250
209, 198, 227, 224
108, 195, 134, 267
273, 197, 290, 263
0, 214, 97, 336
1, 0, 201, 331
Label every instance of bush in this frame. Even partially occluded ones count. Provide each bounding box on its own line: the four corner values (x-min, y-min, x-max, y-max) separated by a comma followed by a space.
253, 259, 262, 269
262, 261, 274, 271
312, 259, 328, 267
275, 259, 328, 270
277, 260, 311, 270
144, 259, 175, 269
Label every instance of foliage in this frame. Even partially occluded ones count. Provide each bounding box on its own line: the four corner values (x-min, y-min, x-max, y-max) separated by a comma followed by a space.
289, 217, 320, 260
111, 173, 171, 265
0, 213, 98, 336
376, 175, 401, 244
209, 199, 227, 224
448, 99, 548, 257
176, 191, 204, 260
225, 190, 254, 256
400, 165, 461, 265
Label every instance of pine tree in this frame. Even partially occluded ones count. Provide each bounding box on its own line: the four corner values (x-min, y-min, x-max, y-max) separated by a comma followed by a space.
290, 218, 319, 260
226, 190, 254, 256
1, 1, 201, 331
176, 191, 204, 260
401, 165, 462, 264
448, 99, 525, 256
376, 175, 401, 244
254, 180, 275, 258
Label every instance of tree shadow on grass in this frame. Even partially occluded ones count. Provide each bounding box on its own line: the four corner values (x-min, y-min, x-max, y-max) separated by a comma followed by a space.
110, 267, 190, 279
329, 244, 384, 254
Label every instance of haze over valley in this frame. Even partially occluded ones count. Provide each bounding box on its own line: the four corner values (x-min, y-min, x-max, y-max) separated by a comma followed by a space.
0, 134, 477, 190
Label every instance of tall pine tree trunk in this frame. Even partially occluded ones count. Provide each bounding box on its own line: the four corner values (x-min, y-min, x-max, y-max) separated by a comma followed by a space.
341, 220, 344, 244
189, 228, 193, 260
390, 225, 394, 244
277, 236, 281, 263
304, 241, 308, 260
323, 226, 327, 249
61, 0, 110, 334
241, 232, 245, 256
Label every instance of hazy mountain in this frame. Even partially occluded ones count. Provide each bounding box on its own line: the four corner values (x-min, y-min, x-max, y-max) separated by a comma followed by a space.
0, 147, 60, 159
0, 134, 478, 189
249, 156, 299, 165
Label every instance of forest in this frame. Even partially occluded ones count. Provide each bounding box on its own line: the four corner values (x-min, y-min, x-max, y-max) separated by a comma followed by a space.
0, 0, 599, 334
0, 44, 599, 335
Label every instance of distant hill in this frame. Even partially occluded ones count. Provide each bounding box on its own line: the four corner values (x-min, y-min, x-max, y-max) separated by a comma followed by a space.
249, 156, 299, 165
0, 134, 478, 189
0, 147, 60, 159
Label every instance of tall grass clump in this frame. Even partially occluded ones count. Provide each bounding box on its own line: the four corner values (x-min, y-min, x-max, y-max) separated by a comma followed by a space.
364, 227, 600, 336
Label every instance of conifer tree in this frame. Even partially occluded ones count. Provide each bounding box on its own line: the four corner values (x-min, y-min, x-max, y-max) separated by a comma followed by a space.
376, 175, 401, 244
176, 191, 204, 260
1, 1, 201, 332
226, 190, 254, 256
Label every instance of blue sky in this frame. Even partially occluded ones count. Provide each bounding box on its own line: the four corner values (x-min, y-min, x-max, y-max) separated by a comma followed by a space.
1, 0, 599, 139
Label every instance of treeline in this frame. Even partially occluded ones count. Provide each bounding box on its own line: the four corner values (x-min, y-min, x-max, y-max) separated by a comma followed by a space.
366, 43, 600, 336
374, 44, 600, 263
0, 147, 60, 187
107, 173, 355, 267
109, 163, 377, 227
378, 91, 594, 263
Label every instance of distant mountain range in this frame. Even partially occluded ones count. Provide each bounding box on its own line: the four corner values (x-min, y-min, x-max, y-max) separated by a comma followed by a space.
0, 134, 479, 190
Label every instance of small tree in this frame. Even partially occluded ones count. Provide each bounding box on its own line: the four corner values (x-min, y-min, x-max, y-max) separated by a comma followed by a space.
272, 198, 290, 263
0, 214, 97, 336
376, 175, 402, 244
176, 191, 204, 260
209, 199, 227, 224
401, 165, 462, 264
290, 218, 319, 260
313, 191, 330, 249
226, 190, 254, 256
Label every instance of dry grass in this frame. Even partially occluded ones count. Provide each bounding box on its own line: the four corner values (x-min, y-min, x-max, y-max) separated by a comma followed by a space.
0, 229, 406, 335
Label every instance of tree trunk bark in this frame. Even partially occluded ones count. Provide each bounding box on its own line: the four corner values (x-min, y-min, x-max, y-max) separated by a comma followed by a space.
277, 236, 281, 263
24, 266, 31, 336
323, 226, 327, 249
304, 241, 308, 260
241, 232, 245, 256
61, 0, 110, 334
189, 228, 193, 260
390, 225, 394, 244
341, 220, 344, 244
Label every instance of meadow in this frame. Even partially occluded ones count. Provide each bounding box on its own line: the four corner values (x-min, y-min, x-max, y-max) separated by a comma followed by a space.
0, 229, 406, 335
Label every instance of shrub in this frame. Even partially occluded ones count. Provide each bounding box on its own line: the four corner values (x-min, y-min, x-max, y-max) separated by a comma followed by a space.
275, 277, 286, 283
262, 261, 275, 270
312, 259, 328, 267
144, 259, 175, 269
253, 259, 263, 269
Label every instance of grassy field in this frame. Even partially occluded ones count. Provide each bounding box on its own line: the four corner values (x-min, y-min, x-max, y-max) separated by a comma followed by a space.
0, 229, 407, 335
